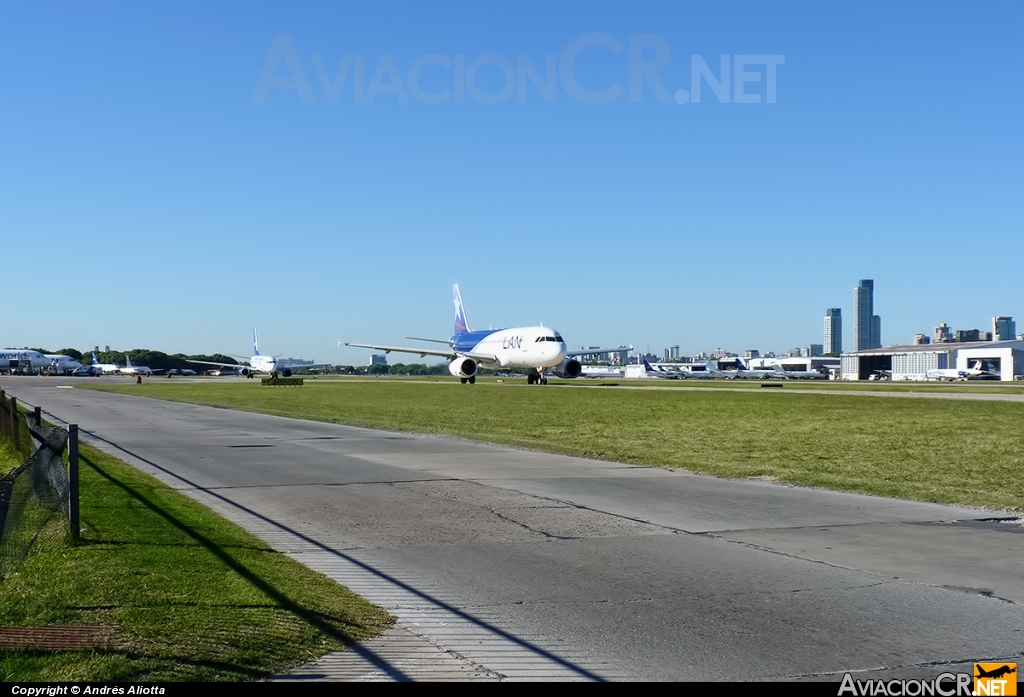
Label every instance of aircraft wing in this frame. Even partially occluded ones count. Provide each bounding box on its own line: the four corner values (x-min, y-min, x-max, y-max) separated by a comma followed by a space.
405, 336, 453, 345
340, 341, 500, 364
187, 359, 249, 370
340, 341, 458, 359
565, 345, 633, 357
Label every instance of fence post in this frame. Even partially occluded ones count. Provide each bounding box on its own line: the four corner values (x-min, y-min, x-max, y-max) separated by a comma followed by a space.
0, 390, 7, 439
9, 396, 18, 452
68, 424, 79, 541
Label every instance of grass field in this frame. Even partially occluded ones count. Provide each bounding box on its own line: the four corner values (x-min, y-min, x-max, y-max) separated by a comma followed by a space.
88, 379, 1024, 512
0, 438, 392, 681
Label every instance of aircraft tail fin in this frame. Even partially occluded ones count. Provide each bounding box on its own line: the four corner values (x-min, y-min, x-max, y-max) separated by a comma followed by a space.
92, 352, 98, 364
735, 359, 747, 370
453, 284, 470, 336
643, 359, 656, 372
125, 355, 132, 367
253, 328, 260, 356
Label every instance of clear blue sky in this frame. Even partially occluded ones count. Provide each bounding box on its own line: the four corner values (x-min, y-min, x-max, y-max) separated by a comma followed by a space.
2, 2, 1021, 362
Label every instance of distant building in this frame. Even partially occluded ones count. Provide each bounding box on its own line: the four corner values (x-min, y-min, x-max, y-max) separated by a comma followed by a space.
804, 344, 824, 357
610, 347, 631, 365
824, 308, 842, 354
369, 354, 388, 366
854, 280, 881, 350
994, 316, 1016, 341
913, 334, 930, 345
842, 340, 1024, 381
934, 323, 953, 343
744, 349, 760, 359
955, 329, 982, 343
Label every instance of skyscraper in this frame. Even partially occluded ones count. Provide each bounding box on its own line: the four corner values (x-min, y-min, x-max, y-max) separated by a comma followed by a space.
854, 279, 881, 350
824, 308, 842, 355
993, 316, 1016, 341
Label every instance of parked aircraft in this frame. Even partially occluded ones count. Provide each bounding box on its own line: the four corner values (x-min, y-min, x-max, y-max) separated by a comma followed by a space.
45, 354, 83, 374
640, 360, 685, 379
733, 359, 776, 380
925, 361, 996, 381
189, 329, 322, 378
341, 284, 626, 385
90, 353, 121, 375
119, 355, 153, 376
1, 348, 48, 373
773, 364, 828, 380
681, 363, 732, 379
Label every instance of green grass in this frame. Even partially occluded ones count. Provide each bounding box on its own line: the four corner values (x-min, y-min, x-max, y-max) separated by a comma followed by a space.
0, 440, 392, 681
87, 379, 1024, 512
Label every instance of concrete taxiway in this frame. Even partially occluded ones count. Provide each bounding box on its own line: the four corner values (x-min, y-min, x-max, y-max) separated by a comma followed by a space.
3, 377, 1022, 681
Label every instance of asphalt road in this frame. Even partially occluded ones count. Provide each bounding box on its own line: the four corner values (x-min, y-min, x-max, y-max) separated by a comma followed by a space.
3, 377, 1022, 681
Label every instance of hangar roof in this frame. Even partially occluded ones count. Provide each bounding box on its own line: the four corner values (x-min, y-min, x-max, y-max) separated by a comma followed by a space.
843, 340, 1024, 356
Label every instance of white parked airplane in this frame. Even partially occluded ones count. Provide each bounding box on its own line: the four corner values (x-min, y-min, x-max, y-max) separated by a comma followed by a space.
680, 363, 731, 379
634, 360, 685, 379
1, 348, 48, 372
44, 354, 83, 374
119, 355, 153, 376
925, 361, 995, 381
189, 329, 318, 378
733, 358, 776, 380
773, 364, 828, 380
341, 284, 627, 385
90, 352, 121, 375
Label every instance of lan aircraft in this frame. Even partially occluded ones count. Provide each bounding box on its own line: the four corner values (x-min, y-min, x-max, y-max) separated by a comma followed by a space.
342, 284, 624, 384
189, 329, 318, 378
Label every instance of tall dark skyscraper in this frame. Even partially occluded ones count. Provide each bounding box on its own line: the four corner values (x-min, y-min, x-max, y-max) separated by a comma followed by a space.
825, 308, 842, 354
854, 279, 881, 350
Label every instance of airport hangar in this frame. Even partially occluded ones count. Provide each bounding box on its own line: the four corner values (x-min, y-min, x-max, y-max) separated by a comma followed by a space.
840, 339, 1024, 381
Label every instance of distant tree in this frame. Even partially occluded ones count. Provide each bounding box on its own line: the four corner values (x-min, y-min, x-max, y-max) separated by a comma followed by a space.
57, 348, 83, 361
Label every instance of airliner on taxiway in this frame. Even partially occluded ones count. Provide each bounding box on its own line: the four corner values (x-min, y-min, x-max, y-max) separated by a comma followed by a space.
342, 284, 627, 385
190, 330, 321, 379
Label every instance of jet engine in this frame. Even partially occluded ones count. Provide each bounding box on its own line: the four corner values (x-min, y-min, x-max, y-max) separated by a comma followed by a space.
280, 368, 292, 378
449, 357, 477, 378
550, 358, 582, 379
240, 367, 251, 377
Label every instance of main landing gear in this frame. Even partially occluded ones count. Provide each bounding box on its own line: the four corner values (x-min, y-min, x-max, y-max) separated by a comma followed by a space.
527, 371, 548, 385
460, 376, 477, 384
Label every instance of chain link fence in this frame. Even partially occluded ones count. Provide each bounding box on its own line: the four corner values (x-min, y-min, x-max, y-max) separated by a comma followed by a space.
0, 391, 79, 579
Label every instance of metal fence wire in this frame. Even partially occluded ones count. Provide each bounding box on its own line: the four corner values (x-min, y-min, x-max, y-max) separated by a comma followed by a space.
0, 410, 71, 579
